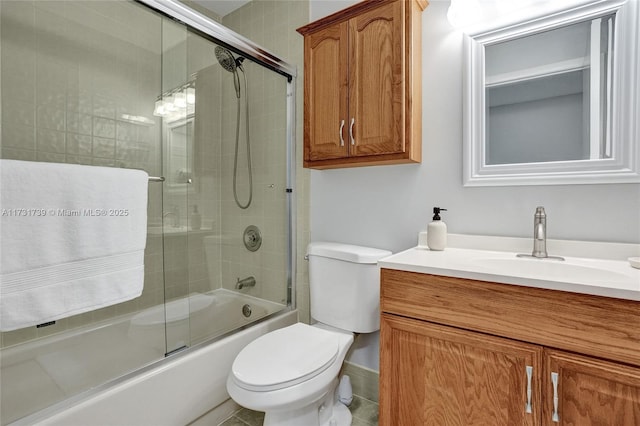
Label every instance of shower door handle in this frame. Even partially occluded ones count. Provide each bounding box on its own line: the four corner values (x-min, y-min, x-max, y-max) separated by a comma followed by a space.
349, 118, 355, 146
339, 120, 345, 147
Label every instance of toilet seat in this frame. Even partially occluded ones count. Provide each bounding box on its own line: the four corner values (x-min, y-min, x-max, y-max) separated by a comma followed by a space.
231, 323, 340, 392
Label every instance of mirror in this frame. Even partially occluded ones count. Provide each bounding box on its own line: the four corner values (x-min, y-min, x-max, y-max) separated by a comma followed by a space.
165, 117, 195, 192
463, 0, 640, 186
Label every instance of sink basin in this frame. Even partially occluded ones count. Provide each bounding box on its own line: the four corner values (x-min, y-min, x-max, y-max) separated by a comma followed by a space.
471, 256, 634, 287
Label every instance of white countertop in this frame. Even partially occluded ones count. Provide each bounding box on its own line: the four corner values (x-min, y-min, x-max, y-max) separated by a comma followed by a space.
379, 240, 640, 301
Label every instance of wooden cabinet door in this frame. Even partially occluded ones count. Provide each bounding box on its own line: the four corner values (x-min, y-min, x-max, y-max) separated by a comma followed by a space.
303, 21, 349, 162
543, 349, 640, 426
348, 0, 404, 157
380, 314, 542, 426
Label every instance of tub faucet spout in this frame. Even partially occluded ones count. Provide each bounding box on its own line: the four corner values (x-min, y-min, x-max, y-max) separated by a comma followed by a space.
236, 276, 256, 290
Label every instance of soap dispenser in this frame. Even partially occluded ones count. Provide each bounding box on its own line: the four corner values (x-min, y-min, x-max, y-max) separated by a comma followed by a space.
427, 207, 447, 251
191, 205, 201, 230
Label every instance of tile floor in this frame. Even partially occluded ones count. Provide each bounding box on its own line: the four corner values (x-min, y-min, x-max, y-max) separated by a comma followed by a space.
218, 395, 378, 426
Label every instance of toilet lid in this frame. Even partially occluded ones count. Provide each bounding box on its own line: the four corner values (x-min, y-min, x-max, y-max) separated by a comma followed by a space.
231, 323, 339, 391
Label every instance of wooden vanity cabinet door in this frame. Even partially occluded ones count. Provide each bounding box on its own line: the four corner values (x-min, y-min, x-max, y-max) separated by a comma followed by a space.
303, 21, 349, 162
380, 314, 542, 426
543, 349, 640, 426
348, 0, 404, 157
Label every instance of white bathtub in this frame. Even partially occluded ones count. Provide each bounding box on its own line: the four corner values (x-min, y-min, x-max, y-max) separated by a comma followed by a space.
2, 291, 296, 426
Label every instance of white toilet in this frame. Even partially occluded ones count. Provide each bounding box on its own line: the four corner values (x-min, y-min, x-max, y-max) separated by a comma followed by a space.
226, 242, 391, 426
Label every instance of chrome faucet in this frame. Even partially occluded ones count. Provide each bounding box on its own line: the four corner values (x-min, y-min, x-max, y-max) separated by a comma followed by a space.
518, 206, 564, 261
236, 276, 256, 290
532, 206, 547, 258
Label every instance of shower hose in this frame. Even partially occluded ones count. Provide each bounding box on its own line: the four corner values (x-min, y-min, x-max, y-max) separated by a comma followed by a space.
233, 67, 252, 209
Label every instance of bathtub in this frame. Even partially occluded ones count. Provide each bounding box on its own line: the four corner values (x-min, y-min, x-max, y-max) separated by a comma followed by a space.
2, 290, 297, 425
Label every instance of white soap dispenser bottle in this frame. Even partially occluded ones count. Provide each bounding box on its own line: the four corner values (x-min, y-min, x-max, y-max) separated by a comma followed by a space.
427, 207, 447, 251
191, 205, 202, 230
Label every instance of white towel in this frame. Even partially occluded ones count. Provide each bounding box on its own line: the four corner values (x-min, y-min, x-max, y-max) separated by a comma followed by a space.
0, 160, 148, 331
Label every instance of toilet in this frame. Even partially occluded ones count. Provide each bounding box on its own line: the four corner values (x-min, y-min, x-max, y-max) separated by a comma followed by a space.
226, 242, 391, 426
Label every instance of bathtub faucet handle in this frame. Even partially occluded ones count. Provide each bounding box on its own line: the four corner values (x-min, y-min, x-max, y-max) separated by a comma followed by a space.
236, 276, 256, 290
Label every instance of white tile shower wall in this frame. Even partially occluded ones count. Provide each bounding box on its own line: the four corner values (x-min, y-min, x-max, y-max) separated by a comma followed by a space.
1, 0, 163, 178
217, 64, 289, 304
0, 0, 165, 346
191, 64, 223, 293
222, 0, 309, 320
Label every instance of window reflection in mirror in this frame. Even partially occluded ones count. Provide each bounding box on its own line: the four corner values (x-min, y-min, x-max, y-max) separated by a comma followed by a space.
484, 14, 615, 166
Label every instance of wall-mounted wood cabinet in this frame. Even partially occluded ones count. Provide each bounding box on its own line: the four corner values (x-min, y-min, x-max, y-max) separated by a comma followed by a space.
380, 269, 640, 425
297, 0, 426, 169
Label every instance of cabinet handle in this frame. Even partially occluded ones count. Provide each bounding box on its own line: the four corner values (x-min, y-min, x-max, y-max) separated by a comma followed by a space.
349, 117, 355, 146
551, 372, 559, 422
339, 120, 345, 147
525, 366, 533, 414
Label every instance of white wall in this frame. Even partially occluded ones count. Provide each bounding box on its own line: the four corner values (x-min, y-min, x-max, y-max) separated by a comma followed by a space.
309, 0, 361, 19
308, 0, 640, 371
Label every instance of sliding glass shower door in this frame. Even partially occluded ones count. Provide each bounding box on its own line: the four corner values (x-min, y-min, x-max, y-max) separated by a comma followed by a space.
159, 20, 292, 351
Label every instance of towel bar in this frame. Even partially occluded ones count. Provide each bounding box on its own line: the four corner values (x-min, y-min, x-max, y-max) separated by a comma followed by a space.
149, 176, 165, 182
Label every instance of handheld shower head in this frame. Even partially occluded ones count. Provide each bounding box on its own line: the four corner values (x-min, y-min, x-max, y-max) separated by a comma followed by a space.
215, 46, 245, 98
215, 46, 245, 72
215, 46, 253, 210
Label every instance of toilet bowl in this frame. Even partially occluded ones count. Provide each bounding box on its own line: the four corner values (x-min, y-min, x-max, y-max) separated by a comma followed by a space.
226, 242, 391, 426
227, 323, 354, 426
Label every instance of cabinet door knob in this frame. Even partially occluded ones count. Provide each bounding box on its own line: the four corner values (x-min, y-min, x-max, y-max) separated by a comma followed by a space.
339, 120, 345, 147
525, 366, 533, 414
349, 117, 355, 146
551, 372, 560, 422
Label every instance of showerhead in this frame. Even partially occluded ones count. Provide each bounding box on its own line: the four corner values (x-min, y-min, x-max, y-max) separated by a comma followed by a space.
215, 46, 246, 98
215, 46, 245, 73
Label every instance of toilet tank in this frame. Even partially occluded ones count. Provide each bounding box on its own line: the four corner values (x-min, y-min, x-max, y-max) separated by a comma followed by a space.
307, 242, 392, 333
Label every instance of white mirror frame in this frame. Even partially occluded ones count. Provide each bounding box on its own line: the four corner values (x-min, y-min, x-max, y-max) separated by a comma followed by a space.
463, 0, 640, 186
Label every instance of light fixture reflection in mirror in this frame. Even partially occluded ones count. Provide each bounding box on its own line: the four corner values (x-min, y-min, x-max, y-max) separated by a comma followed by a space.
462, 0, 640, 186
154, 81, 196, 123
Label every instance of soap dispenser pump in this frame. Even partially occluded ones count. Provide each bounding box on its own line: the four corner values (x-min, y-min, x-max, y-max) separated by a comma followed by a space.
427, 207, 447, 251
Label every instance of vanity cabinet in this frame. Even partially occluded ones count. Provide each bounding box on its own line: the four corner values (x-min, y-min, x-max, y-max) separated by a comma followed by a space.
296, 0, 426, 169
544, 350, 640, 425
379, 269, 640, 426
381, 314, 542, 425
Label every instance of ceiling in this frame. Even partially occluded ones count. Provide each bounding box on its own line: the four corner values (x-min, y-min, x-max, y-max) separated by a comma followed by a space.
193, 0, 451, 18
191, 0, 252, 17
